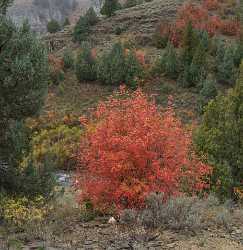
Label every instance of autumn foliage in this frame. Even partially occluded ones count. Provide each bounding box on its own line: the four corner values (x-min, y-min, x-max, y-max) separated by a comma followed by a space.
77, 87, 211, 211
155, 1, 240, 47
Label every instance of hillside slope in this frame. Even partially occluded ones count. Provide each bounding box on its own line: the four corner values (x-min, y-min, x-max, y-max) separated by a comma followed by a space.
8, 0, 91, 33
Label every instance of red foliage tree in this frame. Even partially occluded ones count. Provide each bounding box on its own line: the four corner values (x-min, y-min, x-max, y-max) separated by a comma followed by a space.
203, 0, 219, 10
77, 88, 211, 211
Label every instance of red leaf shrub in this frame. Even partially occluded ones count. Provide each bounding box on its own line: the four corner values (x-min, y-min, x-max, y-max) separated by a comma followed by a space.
220, 19, 240, 36
203, 0, 219, 10
155, 1, 239, 47
76, 87, 211, 211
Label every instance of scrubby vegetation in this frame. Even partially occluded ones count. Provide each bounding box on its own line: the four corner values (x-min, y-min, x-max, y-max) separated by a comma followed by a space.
47, 19, 61, 33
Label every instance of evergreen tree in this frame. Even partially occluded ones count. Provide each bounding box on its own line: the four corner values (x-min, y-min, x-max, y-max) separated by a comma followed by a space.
75, 43, 97, 81
197, 75, 217, 114
0, 0, 13, 15
97, 42, 126, 84
216, 45, 236, 85
73, 16, 90, 43
97, 42, 142, 87
181, 21, 198, 66
100, 0, 118, 17
85, 7, 99, 25
189, 41, 207, 84
63, 17, 70, 27
63, 49, 74, 70
0, 17, 49, 194
124, 50, 143, 89
194, 61, 243, 199
158, 42, 179, 79
47, 19, 61, 33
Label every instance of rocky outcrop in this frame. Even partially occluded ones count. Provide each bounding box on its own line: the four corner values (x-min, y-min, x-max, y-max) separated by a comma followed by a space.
7, 0, 91, 33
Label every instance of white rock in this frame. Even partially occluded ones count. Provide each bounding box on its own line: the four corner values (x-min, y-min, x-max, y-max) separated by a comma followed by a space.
108, 217, 116, 224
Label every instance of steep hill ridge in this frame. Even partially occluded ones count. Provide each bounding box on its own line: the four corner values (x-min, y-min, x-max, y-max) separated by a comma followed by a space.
44, 0, 184, 53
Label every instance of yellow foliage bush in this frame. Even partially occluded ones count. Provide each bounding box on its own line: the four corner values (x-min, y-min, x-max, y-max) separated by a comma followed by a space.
1, 196, 49, 229
23, 125, 81, 170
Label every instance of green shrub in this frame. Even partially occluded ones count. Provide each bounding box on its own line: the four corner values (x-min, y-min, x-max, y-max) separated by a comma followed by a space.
63, 49, 74, 70
97, 42, 142, 87
197, 76, 218, 114
178, 39, 207, 88
216, 43, 236, 85
63, 17, 70, 27
181, 21, 199, 66
114, 26, 124, 35
194, 62, 243, 199
75, 44, 97, 81
50, 70, 65, 85
85, 7, 99, 25
47, 19, 61, 33
157, 42, 179, 79
124, 50, 143, 89
100, 0, 119, 17
73, 16, 90, 43
0, 18, 49, 195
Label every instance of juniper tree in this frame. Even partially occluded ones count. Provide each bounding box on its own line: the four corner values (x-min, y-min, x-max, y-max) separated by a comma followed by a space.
0, 0, 13, 15
181, 21, 198, 66
216, 45, 236, 85
85, 7, 99, 25
73, 16, 90, 43
194, 62, 243, 199
47, 19, 61, 33
97, 42, 126, 84
0, 18, 49, 194
100, 0, 118, 17
75, 43, 97, 81
159, 42, 179, 79
197, 75, 217, 114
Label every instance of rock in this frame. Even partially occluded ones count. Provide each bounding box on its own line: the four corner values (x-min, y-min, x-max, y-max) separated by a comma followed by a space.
235, 229, 242, 235
166, 242, 177, 248
147, 232, 160, 241
108, 217, 117, 224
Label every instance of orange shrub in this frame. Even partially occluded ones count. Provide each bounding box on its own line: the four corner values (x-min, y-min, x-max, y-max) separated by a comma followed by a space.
135, 50, 146, 65
220, 19, 240, 36
76, 87, 211, 211
203, 0, 219, 10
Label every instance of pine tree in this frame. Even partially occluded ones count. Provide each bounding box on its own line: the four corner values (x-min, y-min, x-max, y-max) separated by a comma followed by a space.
159, 42, 179, 79
194, 61, 243, 199
47, 19, 61, 33
197, 75, 217, 113
124, 50, 142, 89
0, 0, 13, 15
216, 45, 236, 85
0, 18, 49, 194
73, 16, 90, 43
189, 41, 207, 84
63, 17, 70, 27
181, 21, 198, 66
75, 43, 97, 81
97, 42, 126, 84
85, 7, 99, 25
100, 0, 118, 17
63, 49, 74, 70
